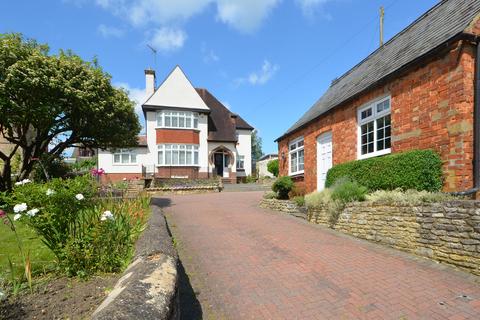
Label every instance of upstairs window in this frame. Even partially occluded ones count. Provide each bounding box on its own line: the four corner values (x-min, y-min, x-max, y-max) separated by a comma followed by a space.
113, 149, 137, 164
156, 111, 199, 129
289, 138, 304, 175
158, 144, 199, 166
358, 97, 391, 159
236, 155, 245, 170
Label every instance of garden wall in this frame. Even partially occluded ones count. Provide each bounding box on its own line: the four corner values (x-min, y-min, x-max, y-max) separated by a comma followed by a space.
259, 198, 306, 219
308, 201, 480, 275
92, 200, 179, 320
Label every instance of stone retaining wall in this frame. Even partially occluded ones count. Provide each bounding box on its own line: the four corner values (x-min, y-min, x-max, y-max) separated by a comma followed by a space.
308, 201, 480, 276
92, 200, 179, 320
259, 198, 306, 219
146, 185, 221, 195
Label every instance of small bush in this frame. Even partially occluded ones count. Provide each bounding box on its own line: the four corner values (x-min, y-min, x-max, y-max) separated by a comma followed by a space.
288, 184, 306, 199
292, 196, 305, 207
272, 176, 294, 199
366, 189, 457, 205
305, 189, 332, 209
267, 159, 279, 177
330, 178, 368, 203
325, 149, 443, 192
245, 175, 257, 183
263, 191, 277, 199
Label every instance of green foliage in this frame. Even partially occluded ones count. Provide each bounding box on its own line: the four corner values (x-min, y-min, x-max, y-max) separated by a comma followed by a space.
251, 130, 263, 162
366, 189, 457, 205
292, 196, 305, 207
32, 155, 72, 182
263, 191, 277, 199
267, 159, 279, 177
325, 150, 443, 192
305, 189, 332, 209
272, 176, 294, 199
330, 178, 368, 203
0, 176, 150, 278
0, 33, 141, 191
245, 175, 257, 183
71, 158, 97, 172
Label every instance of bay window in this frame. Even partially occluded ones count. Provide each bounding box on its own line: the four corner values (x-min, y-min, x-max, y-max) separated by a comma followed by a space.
156, 111, 199, 129
113, 149, 137, 164
289, 138, 304, 175
236, 155, 245, 170
158, 144, 199, 166
358, 96, 391, 159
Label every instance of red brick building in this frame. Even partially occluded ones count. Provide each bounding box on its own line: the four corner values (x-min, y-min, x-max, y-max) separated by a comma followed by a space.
276, 0, 480, 194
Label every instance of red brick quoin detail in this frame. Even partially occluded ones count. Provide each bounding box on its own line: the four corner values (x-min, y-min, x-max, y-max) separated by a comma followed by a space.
156, 129, 199, 144
278, 40, 476, 194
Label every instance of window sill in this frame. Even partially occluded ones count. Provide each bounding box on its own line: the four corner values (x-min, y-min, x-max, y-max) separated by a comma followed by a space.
113, 163, 138, 166
156, 165, 200, 167
357, 148, 391, 160
155, 127, 200, 131
289, 171, 304, 177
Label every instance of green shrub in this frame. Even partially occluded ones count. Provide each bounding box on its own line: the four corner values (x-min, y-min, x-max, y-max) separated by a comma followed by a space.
330, 178, 368, 203
32, 155, 72, 182
366, 189, 457, 205
263, 191, 277, 199
272, 176, 294, 199
292, 196, 305, 207
305, 189, 332, 209
288, 184, 306, 199
267, 159, 279, 177
245, 175, 257, 183
325, 149, 443, 192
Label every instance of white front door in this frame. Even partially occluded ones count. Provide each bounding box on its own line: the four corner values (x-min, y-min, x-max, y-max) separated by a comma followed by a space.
317, 132, 333, 191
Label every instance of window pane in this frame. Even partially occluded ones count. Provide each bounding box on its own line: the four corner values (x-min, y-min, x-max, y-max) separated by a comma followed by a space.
114, 154, 120, 163
165, 151, 171, 165
291, 152, 297, 172
194, 151, 199, 165
165, 116, 171, 127
130, 154, 136, 163
186, 117, 191, 128
179, 150, 186, 165
179, 116, 185, 128
361, 108, 372, 120
368, 143, 374, 153
121, 154, 129, 163
172, 116, 178, 127
299, 150, 304, 171
186, 150, 192, 164
385, 137, 391, 149
193, 118, 198, 128
157, 113, 162, 126
298, 140, 304, 147
172, 151, 179, 165
158, 151, 163, 165
377, 99, 390, 113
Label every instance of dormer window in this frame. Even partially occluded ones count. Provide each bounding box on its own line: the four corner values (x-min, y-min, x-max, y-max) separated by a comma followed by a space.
156, 111, 199, 129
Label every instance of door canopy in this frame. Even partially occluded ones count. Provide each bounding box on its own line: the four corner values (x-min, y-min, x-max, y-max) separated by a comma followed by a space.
209, 146, 234, 166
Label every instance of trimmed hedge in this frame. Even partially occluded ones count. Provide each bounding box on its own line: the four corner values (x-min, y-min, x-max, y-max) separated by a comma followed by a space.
325, 150, 443, 192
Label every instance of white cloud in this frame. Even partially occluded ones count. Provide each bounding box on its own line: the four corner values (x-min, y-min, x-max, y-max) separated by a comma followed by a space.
201, 43, 220, 64
148, 27, 187, 52
93, 0, 281, 34
215, 0, 280, 33
295, 0, 332, 18
97, 24, 125, 38
114, 82, 146, 126
236, 60, 279, 86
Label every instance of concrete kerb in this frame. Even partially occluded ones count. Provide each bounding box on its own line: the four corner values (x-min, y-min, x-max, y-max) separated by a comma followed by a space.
92, 198, 179, 320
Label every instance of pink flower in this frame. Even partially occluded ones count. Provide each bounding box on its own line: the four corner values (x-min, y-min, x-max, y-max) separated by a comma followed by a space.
0, 210, 5, 218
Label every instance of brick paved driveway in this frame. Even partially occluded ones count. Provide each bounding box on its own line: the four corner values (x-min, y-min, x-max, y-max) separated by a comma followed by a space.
162, 191, 480, 320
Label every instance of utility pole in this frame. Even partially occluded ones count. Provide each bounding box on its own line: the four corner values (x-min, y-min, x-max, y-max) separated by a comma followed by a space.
380, 6, 385, 47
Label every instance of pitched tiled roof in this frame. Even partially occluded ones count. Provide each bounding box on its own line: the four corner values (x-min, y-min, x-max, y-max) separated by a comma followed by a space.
196, 88, 254, 142
278, 0, 480, 140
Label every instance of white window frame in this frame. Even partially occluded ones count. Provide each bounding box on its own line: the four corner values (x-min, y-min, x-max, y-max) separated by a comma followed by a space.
157, 144, 200, 167
156, 111, 199, 129
236, 154, 245, 170
113, 149, 137, 165
357, 96, 391, 160
289, 137, 304, 175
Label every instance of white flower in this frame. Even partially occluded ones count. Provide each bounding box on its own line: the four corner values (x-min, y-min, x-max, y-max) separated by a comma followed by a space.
46, 189, 55, 196
122, 177, 127, 181
15, 181, 23, 186
100, 210, 114, 221
22, 179, 31, 184
13, 203, 27, 213
13, 213, 22, 221
27, 208, 39, 217
75, 194, 84, 201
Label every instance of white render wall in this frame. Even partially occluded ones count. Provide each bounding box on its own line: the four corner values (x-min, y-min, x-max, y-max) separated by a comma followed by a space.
257, 158, 276, 178
236, 129, 252, 176
208, 142, 237, 176
97, 148, 148, 174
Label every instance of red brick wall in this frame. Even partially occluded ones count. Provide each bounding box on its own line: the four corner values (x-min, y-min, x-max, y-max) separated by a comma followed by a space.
157, 166, 203, 179
156, 129, 199, 144
101, 173, 142, 183
278, 40, 476, 193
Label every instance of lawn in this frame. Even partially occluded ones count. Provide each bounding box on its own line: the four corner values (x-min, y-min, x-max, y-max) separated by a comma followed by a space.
0, 217, 56, 283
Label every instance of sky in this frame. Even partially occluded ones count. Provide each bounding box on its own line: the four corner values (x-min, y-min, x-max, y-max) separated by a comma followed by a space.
0, 0, 439, 154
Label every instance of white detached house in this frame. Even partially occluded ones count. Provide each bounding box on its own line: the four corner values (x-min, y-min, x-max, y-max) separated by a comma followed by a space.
98, 66, 254, 183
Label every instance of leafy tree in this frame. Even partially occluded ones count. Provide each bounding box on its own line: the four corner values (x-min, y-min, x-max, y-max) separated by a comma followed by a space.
251, 129, 263, 162
267, 159, 279, 177
0, 33, 141, 191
